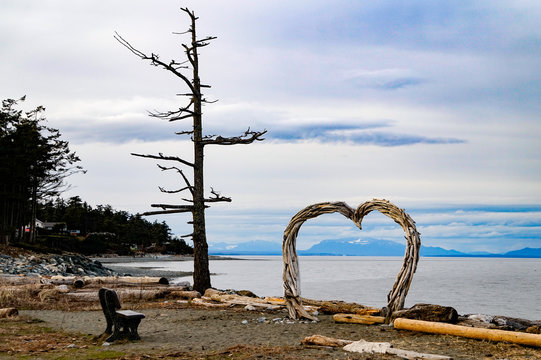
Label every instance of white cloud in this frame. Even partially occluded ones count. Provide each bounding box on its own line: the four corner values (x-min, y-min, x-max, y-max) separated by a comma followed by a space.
2, 0, 540, 253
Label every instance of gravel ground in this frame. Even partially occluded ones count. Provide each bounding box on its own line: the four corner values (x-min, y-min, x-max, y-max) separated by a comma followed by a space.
20, 306, 541, 359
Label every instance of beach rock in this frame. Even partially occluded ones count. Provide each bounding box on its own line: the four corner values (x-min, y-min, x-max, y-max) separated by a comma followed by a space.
0, 253, 118, 278
237, 290, 258, 298
468, 314, 494, 323
170, 280, 190, 289
492, 316, 538, 331
56, 285, 69, 293
391, 303, 459, 324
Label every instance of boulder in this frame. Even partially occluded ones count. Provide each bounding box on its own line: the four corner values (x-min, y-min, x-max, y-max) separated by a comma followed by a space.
391, 303, 458, 324
492, 316, 539, 331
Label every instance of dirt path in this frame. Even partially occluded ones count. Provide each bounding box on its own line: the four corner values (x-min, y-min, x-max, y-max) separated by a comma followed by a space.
21, 306, 541, 359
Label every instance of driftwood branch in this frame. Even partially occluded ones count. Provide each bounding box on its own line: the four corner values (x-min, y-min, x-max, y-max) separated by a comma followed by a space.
201, 128, 267, 146
282, 199, 420, 322
131, 152, 194, 168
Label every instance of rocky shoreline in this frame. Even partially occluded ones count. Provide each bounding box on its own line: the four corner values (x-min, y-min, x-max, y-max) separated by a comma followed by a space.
0, 253, 117, 277
0, 251, 194, 280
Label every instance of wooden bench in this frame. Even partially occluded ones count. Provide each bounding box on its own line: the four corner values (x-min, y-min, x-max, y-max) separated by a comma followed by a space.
98, 288, 145, 342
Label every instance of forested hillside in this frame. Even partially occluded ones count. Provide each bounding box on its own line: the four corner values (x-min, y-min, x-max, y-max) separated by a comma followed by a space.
35, 196, 193, 255
1, 97, 191, 255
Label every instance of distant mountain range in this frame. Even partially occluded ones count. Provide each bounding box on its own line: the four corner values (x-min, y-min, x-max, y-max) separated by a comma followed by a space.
208, 238, 541, 258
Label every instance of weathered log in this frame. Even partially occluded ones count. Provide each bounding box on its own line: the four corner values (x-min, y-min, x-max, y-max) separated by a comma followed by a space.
301, 334, 353, 347
204, 289, 281, 307
0, 275, 42, 285
394, 318, 541, 348
65, 288, 180, 301
333, 313, 386, 325
49, 275, 169, 286
0, 308, 18, 318
191, 298, 231, 308
527, 325, 541, 334
301, 298, 380, 316
167, 290, 201, 299
343, 339, 452, 360
200, 289, 288, 310
264, 297, 285, 305
391, 303, 458, 324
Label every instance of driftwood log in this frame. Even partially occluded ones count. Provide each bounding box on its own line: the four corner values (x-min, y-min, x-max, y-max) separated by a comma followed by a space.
394, 318, 541, 348
0, 308, 18, 318
49, 275, 169, 286
201, 289, 283, 310
283, 199, 420, 322
302, 334, 451, 359
301, 334, 353, 347
333, 313, 386, 325
300, 298, 380, 315
64, 288, 199, 301
0, 275, 170, 287
343, 339, 452, 360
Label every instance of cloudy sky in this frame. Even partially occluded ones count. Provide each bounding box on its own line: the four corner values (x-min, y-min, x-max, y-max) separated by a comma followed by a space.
2, 1, 540, 253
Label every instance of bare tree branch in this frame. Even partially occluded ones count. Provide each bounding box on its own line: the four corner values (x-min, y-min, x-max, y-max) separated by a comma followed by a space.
114, 31, 196, 94
157, 164, 194, 195
175, 130, 194, 136
201, 128, 267, 146
151, 204, 194, 211
131, 152, 194, 168
147, 97, 196, 122
204, 187, 232, 203
140, 209, 192, 216
158, 185, 192, 194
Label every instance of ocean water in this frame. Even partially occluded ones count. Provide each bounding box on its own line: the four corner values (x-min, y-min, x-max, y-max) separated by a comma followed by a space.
112, 256, 541, 320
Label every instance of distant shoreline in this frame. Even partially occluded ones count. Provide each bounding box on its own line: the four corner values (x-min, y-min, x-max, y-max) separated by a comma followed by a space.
208, 253, 541, 258
93, 254, 241, 279
93, 254, 240, 264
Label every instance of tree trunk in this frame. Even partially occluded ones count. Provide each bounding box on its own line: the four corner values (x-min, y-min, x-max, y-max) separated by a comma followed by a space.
190, 14, 211, 294
116, 8, 264, 295
29, 182, 37, 243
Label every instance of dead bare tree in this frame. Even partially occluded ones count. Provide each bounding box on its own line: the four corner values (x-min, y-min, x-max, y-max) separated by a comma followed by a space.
115, 8, 266, 293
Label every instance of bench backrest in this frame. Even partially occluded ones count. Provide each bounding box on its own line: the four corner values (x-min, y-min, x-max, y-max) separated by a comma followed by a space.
99, 288, 122, 325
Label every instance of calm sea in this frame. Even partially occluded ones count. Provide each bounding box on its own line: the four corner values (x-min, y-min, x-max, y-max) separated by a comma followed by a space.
112, 256, 541, 320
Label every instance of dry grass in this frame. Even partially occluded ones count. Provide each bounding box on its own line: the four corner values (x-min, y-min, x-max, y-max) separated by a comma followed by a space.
0, 315, 98, 358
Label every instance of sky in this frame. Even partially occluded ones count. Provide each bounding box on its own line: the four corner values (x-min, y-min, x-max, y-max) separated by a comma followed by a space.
1, 0, 541, 253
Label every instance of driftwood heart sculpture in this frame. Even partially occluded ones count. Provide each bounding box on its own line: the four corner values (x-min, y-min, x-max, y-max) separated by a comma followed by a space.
282, 199, 421, 322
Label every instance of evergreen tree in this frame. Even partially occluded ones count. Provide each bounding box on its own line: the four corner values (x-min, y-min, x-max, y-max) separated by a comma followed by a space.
0, 97, 84, 244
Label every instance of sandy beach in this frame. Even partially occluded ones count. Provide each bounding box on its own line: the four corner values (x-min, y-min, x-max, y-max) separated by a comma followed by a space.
13, 302, 541, 359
